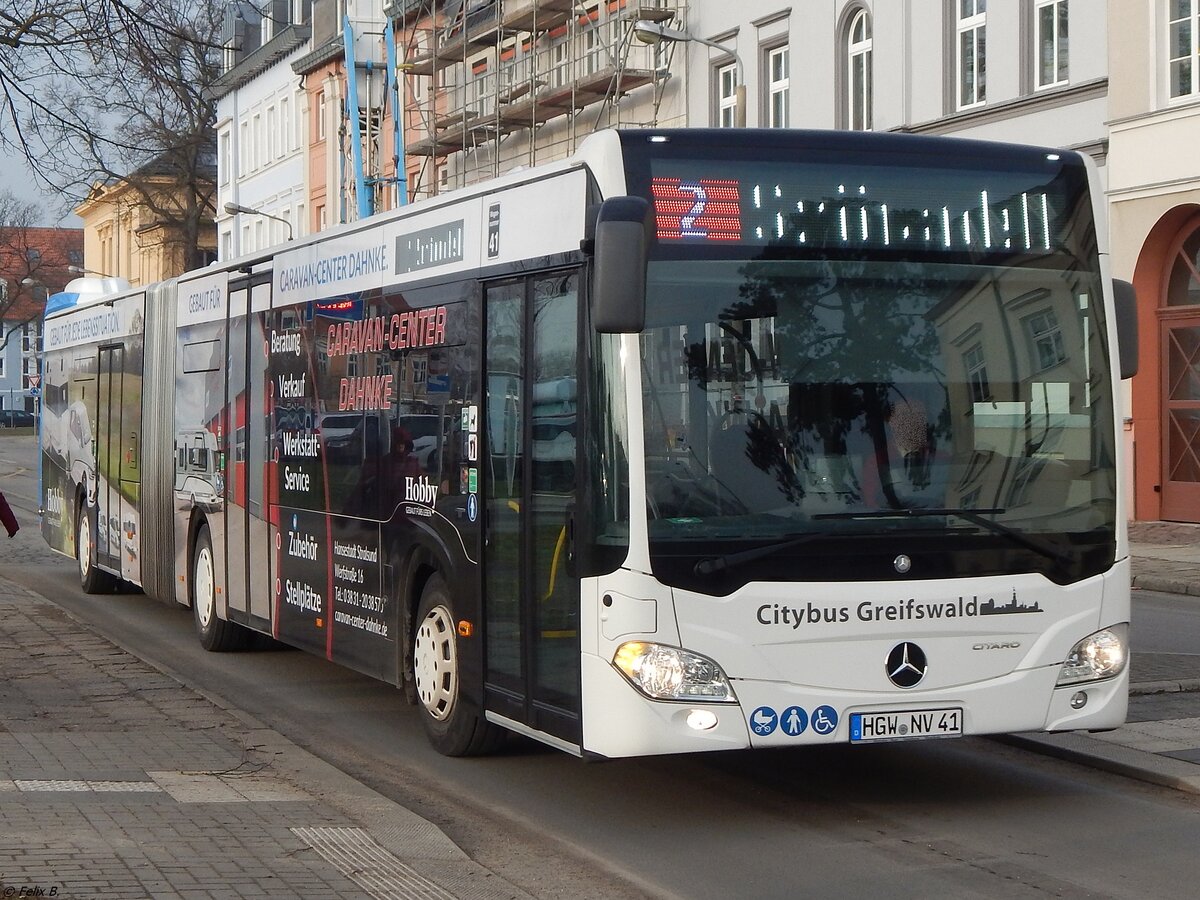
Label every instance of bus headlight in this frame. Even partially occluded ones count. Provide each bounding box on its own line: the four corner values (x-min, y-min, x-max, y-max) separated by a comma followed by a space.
1056, 625, 1128, 686
612, 642, 737, 702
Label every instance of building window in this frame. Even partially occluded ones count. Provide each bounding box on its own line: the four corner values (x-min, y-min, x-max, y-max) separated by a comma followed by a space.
551, 40, 570, 88
280, 97, 291, 154
1166, 226, 1200, 305
963, 343, 991, 402
1026, 308, 1067, 370
1169, 0, 1200, 99
578, 12, 621, 77
846, 10, 873, 130
219, 131, 231, 185
958, 0, 987, 109
766, 45, 790, 128
22, 322, 40, 356
717, 62, 739, 127
252, 113, 263, 170
295, 88, 306, 149
238, 121, 249, 177
584, 21, 603, 76
1034, 0, 1069, 88
316, 90, 326, 141
468, 60, 492, 116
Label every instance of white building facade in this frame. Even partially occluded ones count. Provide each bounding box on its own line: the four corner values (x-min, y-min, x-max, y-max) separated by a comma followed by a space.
681, 1, 1107, 162
212, 1, 314, 259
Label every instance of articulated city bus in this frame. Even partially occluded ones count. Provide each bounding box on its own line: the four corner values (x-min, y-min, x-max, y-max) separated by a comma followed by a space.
39, 128, 1137, 758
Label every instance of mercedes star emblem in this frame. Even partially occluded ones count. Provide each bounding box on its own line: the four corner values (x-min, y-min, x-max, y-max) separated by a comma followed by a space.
886, 641, 928, 688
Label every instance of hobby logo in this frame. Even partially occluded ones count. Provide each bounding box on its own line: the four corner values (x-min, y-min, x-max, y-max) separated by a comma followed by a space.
404, 475, 438, 505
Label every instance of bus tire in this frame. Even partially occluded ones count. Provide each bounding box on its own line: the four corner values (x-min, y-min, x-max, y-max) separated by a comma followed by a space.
76, 503, 117, 594
191, 524, 250, 652
412, 574, 504, 756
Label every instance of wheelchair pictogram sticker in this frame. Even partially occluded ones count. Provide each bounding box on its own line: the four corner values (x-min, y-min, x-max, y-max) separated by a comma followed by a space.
812, 705, 839, 736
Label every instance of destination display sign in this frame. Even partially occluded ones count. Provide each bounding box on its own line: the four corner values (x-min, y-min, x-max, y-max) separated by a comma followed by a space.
648, 155, 1086, 259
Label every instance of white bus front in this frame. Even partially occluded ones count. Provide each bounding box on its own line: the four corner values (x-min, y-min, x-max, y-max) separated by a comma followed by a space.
579, 129, 1129, 758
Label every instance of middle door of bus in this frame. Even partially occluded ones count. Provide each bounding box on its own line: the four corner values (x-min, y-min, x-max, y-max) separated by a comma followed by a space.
483, 270, 581, 747
223, 276, 273, 629
94, 343, 127, 573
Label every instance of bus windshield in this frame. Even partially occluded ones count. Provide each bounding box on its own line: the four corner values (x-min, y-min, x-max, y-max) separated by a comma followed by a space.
639, 253, 1116, 588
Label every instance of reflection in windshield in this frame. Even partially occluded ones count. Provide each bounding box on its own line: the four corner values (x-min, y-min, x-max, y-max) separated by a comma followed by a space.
640, 258, 1116, 550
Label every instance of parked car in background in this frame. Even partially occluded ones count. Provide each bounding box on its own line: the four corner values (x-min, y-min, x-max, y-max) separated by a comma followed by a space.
0, 409, 36, 428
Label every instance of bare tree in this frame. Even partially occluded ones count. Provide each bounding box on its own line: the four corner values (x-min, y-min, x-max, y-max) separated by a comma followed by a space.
1, 1, 221, 269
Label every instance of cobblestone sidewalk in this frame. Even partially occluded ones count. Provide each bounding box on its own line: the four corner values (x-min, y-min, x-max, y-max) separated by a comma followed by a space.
0, 578, 526, 900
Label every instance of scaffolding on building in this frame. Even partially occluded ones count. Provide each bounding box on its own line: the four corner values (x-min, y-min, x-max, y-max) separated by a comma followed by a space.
392, 0, 686, 196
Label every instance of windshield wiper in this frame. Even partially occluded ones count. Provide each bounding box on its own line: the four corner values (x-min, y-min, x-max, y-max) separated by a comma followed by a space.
813, 508, 1070, 565
694, 532, 825, 576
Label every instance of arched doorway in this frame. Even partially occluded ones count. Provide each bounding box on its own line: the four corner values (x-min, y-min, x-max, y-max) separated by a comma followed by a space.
1159, 217, 1200, 521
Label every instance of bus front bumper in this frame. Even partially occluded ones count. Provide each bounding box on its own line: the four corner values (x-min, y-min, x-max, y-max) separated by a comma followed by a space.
579, 653, 1128, 758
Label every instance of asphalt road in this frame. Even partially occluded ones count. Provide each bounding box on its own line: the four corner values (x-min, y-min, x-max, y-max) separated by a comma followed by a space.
6, 434, 1200, 898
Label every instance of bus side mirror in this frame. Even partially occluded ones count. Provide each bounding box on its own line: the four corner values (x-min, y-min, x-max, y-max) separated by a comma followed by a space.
1113, 279, 1139, 379
591, 196, 651, 334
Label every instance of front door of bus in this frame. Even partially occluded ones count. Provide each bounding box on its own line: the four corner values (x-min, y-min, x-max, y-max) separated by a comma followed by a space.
483, 271, 581, 747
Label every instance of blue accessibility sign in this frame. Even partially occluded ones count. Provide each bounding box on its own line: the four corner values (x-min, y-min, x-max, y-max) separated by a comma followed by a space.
780, 706, 808, 736
749, 706, 777, 735
811, 705, 839, 736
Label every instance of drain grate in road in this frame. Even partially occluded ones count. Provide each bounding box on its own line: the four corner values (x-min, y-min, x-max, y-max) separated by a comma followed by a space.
292, 826, 457, 900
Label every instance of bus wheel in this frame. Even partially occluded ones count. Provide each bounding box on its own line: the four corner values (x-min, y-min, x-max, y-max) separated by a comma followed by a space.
191, 524, 249, 652
412, 574, 503, 756
76, 504, 116, 594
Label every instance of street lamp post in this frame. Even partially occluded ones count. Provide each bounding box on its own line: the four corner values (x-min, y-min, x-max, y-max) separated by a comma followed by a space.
633, 20, 746, 128
224, 201, 294, 243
